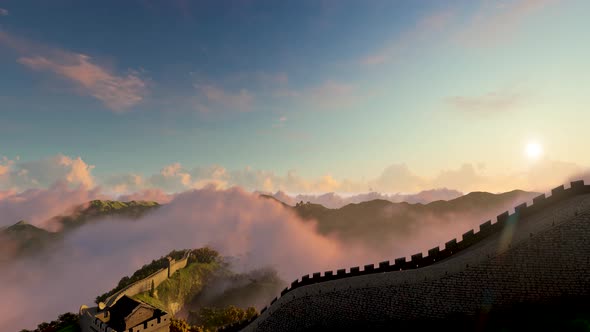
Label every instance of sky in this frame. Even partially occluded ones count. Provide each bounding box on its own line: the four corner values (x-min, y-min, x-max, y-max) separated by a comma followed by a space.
1, 0, 590, 194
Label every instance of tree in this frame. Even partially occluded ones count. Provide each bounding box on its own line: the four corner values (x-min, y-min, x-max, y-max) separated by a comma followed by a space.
195, 305, 258, 330
191, 247, 220, 264
58, 312, 79, 325
149, 280, 155, 297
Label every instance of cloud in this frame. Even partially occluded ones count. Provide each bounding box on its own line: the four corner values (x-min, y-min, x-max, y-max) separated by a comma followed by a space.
0, 30, 147, 111
432, 163, 486, 190
104, 173, 145, 194
308, 81, 355, 108
0, 181, 103, 230
0, 186, 376, 331
275, 188, 464, 209
148, 163, 195, 192
0, 189, 17, 200
104, 164, 346, 195
368, 163, 426, 193
117, 188, 174, 204
18, 54, 147, 111
0, 171, 553, 332
272, 116, 288, 129
458, 0, 559, 47
194, 84, 254, 112
0, 8, 8, 16
360, 9, 454, 66
361, 0, 558, 66
426, 159, 584, 193
100, 157, 590, 196
0, 154, 95, 190
275, 81, 358, 111
6, 153, 590, 199
446, 90, 523, 113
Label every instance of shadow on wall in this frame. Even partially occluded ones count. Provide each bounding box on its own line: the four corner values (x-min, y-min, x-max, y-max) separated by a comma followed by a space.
219, 180, 590, 332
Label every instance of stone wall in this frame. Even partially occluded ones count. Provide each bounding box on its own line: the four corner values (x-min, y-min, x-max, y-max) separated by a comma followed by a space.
168, 254, 189, 277
221, 181, 590, 331
105, 251, 191, 307
105, 268, 169, 307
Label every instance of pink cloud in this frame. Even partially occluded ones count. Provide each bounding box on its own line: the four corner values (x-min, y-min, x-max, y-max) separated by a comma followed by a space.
0, 8, 8, 16
0, 174, 559, 332
104, 174, 144, 194
446, 91, 523, 113
117, 188, 174, 204
272, 79, 358, 110
18, 54, 147, 111
0, 186, 376, 331
0, 30, 147, 112
0, 154, 96, 190
306, 81, 357, 110
0, 189, 17, 200
0, 181, 104, 230
360, 9, 454, 66
195, 84, 254, 112
458, 0, 559, 47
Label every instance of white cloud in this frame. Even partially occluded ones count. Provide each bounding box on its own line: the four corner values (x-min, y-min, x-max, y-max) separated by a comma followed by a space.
0, 154, 95, 190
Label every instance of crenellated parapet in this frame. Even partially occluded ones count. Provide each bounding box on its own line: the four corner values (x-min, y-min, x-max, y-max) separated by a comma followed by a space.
219, 180, 590, 332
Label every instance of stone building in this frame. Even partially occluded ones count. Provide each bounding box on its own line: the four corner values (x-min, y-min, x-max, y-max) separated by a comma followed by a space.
79, 250, 192, 332
80, 295, 170, 332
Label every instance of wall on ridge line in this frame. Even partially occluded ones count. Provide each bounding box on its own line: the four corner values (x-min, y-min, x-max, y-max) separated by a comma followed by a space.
251, 213, 590, 330
105, 251, 191, 306
168, 254, 189, 277
105, 268, 169, 307
231, 189, 590, 331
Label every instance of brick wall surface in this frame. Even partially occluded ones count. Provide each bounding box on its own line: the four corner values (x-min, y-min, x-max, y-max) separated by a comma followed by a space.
226, 182, 590, 332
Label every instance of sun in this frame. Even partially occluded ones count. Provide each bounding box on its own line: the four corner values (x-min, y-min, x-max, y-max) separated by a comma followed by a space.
525, 142, 543, 160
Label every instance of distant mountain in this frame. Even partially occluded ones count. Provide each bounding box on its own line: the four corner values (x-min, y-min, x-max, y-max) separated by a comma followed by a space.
0, 200, 160, 263
262, 188, 464, 209
4, 190, 539, 263
0, 220, 60, 261
54, 199, 160, 230
267, 189, 540, 253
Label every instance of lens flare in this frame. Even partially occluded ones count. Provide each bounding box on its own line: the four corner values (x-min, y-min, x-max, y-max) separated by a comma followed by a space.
525, 142, 543, 160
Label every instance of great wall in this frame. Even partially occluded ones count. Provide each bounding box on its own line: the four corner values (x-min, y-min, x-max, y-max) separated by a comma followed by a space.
104, 250, 191, 307
80, 251, 191, 332
220, 180, 590, 331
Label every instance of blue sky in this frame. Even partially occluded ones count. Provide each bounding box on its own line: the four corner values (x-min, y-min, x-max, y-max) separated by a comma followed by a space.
1, 0, 589, 194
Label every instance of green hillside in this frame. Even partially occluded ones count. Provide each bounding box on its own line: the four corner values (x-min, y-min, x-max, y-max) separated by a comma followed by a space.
134, 260, 220, 314
1, 200, 160, 262
126, 248, 276, 330
284, 189, 539, 250
0, 220, 60, 261
56, 199, 160, 230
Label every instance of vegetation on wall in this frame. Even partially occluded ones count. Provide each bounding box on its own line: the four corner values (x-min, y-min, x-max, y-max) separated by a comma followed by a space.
19, 312, 79, 332
170, 306, 257, 332
95, 248, 191, 304
189, 268, 284, 310
134, 259, 220, 313
58, 200, 160, 231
